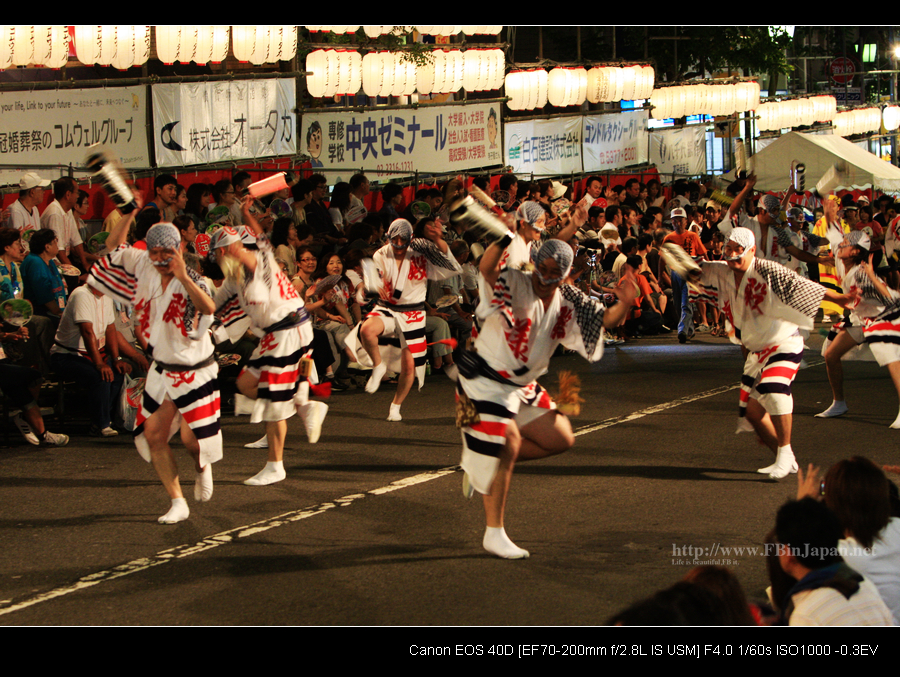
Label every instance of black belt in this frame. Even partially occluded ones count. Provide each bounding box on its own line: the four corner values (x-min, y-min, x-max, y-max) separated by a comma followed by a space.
263, 309, 308, 334
154, 353, 216, 372
375, 300, 425, 312
458, 350, 523, 387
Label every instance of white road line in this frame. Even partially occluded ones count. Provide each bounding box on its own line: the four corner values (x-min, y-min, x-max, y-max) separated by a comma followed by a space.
3, 366, 821, 617
0, 468, 458, 617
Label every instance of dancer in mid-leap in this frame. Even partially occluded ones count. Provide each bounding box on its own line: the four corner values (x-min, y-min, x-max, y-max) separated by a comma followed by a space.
90, 223, 220, 524
212, 198, 328, 486
458, 238, 636, 559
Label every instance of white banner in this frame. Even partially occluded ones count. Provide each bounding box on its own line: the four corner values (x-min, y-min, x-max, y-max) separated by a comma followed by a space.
582, 109, 649, 172
301, 103, 502, 180
650, 126, 707, 177
504, 117, 583, 177
0, 86, 148, 185
152, 79, 296, 167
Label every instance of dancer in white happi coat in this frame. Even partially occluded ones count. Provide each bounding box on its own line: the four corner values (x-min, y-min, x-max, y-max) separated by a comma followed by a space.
457, 239, 637, 559
345, 217, 461, 421
212, 200, 327, 486
817, 230, 900, 428
691, 228, 856, 480
89, 223, 220, 524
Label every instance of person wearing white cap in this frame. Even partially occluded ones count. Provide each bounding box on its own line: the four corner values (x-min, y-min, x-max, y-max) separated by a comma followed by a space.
89, 221, 220, 524
690, 227, 856, 479
7, 172, 50, 234
346, 217, 462, 422
817, 230, 900, 427
211, 199, 328, 486
457, 238, 638, 559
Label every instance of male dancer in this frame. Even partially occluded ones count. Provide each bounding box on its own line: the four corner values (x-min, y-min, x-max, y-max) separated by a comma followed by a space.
346, 218, 461, 421
90, 223, 220, 523
458, 238, 637, 558
691, 228, 856, 479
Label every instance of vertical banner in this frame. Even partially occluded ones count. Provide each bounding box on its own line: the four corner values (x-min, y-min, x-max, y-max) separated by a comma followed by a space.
504, 117, 583, 177
650, 126, 707, 177
300, 103, 502, 180
152, 78, 296, 167
582, 109, 649, 172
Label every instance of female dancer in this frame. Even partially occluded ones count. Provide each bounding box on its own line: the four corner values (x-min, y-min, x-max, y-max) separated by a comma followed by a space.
212, 199, 328, 486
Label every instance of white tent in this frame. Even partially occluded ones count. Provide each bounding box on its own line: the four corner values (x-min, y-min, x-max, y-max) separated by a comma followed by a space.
746, 131, 900, 194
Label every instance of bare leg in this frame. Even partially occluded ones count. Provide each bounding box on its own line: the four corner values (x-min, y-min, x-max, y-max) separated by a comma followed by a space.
144, 399, 182, 500
360, 316, 385, 367
182, 417, 213, 502
238, 368, 289, 485
820, 329, 857, 410
747, 398, 796, 478
361, 316, 388, 393
144, 399, 191, 523
392, 348, 415, 406
481, 411, 575, 559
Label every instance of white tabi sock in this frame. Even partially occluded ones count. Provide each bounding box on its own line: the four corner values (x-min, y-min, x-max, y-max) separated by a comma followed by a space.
366, 362, 388, 394
194, 465, 213, 502
244, 461, 286, 486
761, 445, 797, 480
816, 400, 848, 418
387, 403, 402, 422
158, 497, 189, 524
891, 407, 900, 429
483, 526, 530, 559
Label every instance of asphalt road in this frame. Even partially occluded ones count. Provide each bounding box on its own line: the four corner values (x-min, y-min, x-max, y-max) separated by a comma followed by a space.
1, 326, 898, 627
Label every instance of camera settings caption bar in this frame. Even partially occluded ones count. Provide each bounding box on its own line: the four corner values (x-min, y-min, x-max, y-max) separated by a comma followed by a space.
409, 644, 879, 658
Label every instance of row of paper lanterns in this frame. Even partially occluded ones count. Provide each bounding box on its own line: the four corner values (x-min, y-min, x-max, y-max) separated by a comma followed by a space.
506, 65, 656, 110
0, 26, 71, 69
307, 48, 506, 98
756, 96, 838, 131
833, 108, 883, 137
307, 26, 503, 37
651, 82, 762, 120
1, 25, 503, 70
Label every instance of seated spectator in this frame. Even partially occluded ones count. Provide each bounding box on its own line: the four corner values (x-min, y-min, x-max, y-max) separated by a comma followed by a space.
21, 229, 67, 322
0, 327, 67, 446
770, 497, 892, 626
49, 283, 138, 437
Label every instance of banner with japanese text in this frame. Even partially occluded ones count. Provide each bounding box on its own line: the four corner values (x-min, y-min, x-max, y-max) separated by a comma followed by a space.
152, 79, 296, 167
582, 109, 649, 172
649, 125, 707, 177
300, 103, 503, 180
0, 86, 147, 186
504, 117, 582, 177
